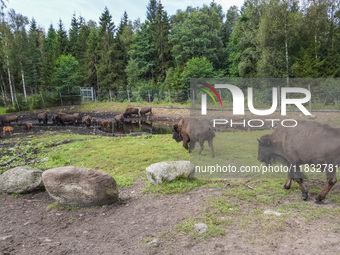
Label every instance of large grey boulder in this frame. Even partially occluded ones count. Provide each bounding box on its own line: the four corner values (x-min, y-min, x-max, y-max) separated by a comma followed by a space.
0, 167, 44, 194
146, 161, 195, 184
42, 166, 118, 206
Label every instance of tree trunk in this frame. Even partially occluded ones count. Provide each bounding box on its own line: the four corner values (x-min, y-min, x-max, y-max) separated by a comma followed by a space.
284, 20, 289, 86
0, 75, 7, 106
20, 62, 27, 101
5, 41, 15, 105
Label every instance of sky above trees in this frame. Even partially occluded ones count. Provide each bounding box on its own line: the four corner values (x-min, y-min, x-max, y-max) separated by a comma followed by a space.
5, 0, 244, 31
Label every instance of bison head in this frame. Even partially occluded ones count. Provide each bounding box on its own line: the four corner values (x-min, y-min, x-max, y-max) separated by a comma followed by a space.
257, 135, 273, 166
172, 124, 182, 142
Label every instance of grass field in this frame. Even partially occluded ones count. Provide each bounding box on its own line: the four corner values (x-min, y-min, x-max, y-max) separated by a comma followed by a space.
2, 128, 340, 243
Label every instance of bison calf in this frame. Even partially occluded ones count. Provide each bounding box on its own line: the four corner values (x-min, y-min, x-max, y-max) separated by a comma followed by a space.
172, 117, 215, 157
24, 123, 33, 133
3, 126, 13, 136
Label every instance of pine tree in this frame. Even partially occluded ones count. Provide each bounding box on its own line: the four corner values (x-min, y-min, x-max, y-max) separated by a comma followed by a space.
68, 13, 79, 57
26, 19, 42, 93
97, 7, 117, 91
56, 19, 68, 56
42, 25, 58, 89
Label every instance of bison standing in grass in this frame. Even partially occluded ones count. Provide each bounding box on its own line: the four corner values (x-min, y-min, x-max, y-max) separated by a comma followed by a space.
123, 107, 139, 118
172, 117, 215, 157
140, 106, 152, 116
257, 121, 340, 203
37, 112, 48, 125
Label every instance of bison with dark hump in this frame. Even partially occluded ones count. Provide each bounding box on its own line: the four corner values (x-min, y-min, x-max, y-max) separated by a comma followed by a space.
172, 117, 215, 157
37, 112, 48, 124
140, 106, 152, 116
257, 121, 340, 203
55, 113, 76, 126
123, 107, 139, 118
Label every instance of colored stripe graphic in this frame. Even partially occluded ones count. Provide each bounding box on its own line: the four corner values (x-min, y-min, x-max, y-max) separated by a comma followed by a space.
200, 88, 217, 105
199, 83, 223, 106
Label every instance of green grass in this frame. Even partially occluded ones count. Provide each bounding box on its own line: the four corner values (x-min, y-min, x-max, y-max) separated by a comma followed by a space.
1, 131, 188, 187
0, 107, 6, 114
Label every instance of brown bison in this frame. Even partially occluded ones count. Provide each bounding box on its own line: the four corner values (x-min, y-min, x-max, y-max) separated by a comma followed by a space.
56, 113, 76, 126
73, 113, 82, 125
24, 123, 33, 133
140, 106, 152, 116
123, 107, 139, 118
114, 114, 124, 123
1, 115, 18, 126
37, 112, 48, 125
99, 120, 110, 128
82, 115, 91, 127
257, 121, 340, 203
172, 117, 215, 157
91, 117, 97, 126
51, 114, 58, 125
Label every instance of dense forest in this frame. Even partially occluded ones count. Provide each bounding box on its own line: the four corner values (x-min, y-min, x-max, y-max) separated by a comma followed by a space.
0, 0, 340, 109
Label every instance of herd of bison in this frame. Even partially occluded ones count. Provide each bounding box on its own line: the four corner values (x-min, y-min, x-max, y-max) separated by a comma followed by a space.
0, 106, 153, 135
1, 106, 340, 204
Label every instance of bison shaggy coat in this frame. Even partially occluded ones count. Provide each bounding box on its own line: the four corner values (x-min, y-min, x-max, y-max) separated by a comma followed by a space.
258, 121, 340, 202
172, 117, 215, 157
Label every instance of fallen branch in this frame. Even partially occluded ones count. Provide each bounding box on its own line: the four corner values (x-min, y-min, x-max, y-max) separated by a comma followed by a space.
0, 147, 37, 167
244, 183, 256, 190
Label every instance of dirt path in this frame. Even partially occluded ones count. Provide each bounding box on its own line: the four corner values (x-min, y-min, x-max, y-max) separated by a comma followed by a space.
1, 182, 340, 255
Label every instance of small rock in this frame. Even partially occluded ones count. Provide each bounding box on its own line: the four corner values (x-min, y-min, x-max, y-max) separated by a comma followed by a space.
264, 210, 282, 216
194, 223, 208, 234
146, 161, 195, 184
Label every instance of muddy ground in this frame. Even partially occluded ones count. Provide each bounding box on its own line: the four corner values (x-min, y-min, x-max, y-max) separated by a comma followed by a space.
2, 107, 340, 254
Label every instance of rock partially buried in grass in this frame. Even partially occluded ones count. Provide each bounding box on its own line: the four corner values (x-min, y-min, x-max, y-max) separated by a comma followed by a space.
0, 167, 44, 194
42, 166, 118, 206
146, 161, 195, 184
194, 223, 208, 234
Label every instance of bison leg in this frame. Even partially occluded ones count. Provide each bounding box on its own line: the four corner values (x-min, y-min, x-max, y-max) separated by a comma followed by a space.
315, 173, 337, 203
189, 140, 196, 152
283, 178, 292, 189
198, 141, 204, 155
182, 139, 189, 151
295, 178, 309, 201
208, 138, 214, 158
